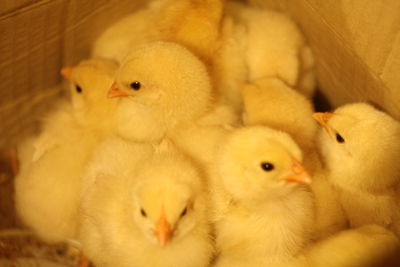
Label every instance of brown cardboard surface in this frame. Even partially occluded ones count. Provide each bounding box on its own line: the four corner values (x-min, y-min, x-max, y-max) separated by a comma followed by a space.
250, 0, 400, 119
0, 0, 147, 150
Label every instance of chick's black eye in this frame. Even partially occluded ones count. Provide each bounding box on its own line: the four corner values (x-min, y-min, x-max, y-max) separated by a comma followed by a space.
261, 162, 274, 172
130, 81, 141, 90
180, 207, 187, 217
75, 85, 82, 93
140, 208, 147, 217
336, 133, 345, 143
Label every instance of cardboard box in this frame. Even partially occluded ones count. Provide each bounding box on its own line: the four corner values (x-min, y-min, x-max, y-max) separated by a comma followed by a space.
0, 1, 400, 265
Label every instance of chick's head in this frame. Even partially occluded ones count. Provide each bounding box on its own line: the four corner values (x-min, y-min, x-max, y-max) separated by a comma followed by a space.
218, 126, 311, 203
314, 103, 400, 191
61, 58, 118, 126
131, 155, 206, 248
109, 42, 212, 126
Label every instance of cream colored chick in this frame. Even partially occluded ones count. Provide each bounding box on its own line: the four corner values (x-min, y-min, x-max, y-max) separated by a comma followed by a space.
212, 126, 314, 266
108, 41, 213, 142
79, 145, 213, 267
314, 103, 400, 234
241, 77, 318, 153
14, 58, 118, 243
240, 78, 345, 238
92, 7, 154, 62
33, 59, 118, 161
92, 0, 224, 63
287, 224, 400, 267
153, 0, 224, 62
212, 1, 316, 111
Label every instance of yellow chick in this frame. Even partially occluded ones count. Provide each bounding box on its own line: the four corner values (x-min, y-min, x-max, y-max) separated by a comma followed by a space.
308, 168, 348, 240
91, 7, 154, 62
314, 103, 400, 235
239, 77, 345, 238
79, 143, 214, 267
169, 102, 240, 170
212, 126, 314, 266
153, 0, 224, 62
212, 1, 316, 111
92, 0, 224, 64
14, 58, 118, 243
108, 41, 213, 142
241, 77, 318, 154
108, 41, 240, 172
286, 224, 400, 267
33, 59, 118, 160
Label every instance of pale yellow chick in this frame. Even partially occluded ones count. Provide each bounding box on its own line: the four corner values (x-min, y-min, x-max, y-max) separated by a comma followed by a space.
92, 0, 224, 64
314, 102, 400, 235
14, 58, 118, 243
91, 6, 154, 62
240, 78, 345, 238
79, 143, 214, 267
108, 41, 213, 142
153, 0, 224, 62
241, 77, 318, 153
212, 126, 314, 266
212, 1, 316, 111
287, 224, 400, 267
109, 41, 239, 171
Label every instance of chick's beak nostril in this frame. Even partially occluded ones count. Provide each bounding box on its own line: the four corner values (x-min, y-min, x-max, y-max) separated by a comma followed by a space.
107, 82, 130, 98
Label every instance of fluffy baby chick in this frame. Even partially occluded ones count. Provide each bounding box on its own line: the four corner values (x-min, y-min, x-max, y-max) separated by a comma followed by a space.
212, 126, 314, 266
79, 145, 213, 267
287, 224, 400, 267
314, 103, 400, 234
239, 78, 346, 237
93, 0, 224, 63
154, 0, 224, 62
212, 1, 316, 111
108, 41, 213, 142
33, 59, 118, 160
241, 77, 318, 154
91, 7, 154, 62
14, 58, 118, 243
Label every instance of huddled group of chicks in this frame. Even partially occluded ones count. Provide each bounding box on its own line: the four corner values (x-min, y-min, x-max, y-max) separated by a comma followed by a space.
13, 0, 400, 266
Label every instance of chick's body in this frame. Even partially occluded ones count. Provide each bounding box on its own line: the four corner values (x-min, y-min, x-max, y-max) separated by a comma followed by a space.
315, 103, 400, 234
212, 126, 314, 266
241, 77, 318, 154
92, 8, 154, 62
79, 142, 213, 267
212, 1, 316, 111
14, 59, 118, 242
92, 0, 224, 63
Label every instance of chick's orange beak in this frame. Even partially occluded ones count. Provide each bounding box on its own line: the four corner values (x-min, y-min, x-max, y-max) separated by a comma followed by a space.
107, 82, 130, 98
155, 211, 171, 247
60, 67, 72, 81
283, 159, 311, 184
313, 112, 334, 133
